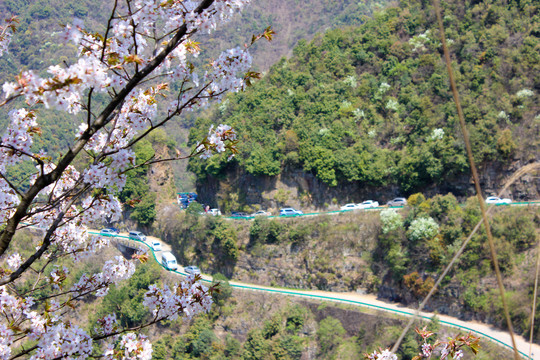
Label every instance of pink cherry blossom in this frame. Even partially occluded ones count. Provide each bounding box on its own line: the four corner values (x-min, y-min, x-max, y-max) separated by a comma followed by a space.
0, 1, 263, 357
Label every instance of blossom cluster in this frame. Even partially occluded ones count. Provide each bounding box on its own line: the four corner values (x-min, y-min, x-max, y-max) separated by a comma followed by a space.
0, 109, 39, 222
430, 128, 444, 141
365, 349, 398, 360
196, 124, 238, 159
0, 0, 268, 357
104, 333, 152, 360
71, 256, 136, 297
409, 327, 479, 360
409, 30, 431, 52
516, 88, 534, 99
95, 314, 118, 336
33, 323, 93, 360
0, 17, 16, 57
0, 287, 92, 359
143, 274, 213, 320
380, 208, 403, 233
407, 216, 440, 242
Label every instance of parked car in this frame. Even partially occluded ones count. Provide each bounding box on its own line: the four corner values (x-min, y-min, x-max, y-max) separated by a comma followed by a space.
231, 211, 249, 218
161, 252, 178, 271
251, 210, 271, 216
128, 231, 147, 242
185, 265, 201, 276
109, 227, 120, 234
208, 208, 222, 216
357, 200, 380, 209
279, 208, 303, 216
340, 203, 359, 211
100, 228, 117, 237
387, 198, 407, 207
485, 196, 512, 205
150, 240, 162, 252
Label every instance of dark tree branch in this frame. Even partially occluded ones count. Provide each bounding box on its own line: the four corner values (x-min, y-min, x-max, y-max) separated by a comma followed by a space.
0, 0, 216, 256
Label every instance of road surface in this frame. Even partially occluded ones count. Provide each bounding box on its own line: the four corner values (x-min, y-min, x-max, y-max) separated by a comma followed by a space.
90, 229, 540, 359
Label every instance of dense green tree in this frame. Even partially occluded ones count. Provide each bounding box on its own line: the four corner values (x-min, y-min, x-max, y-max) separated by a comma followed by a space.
316, 316, 346, 355
96, 262, 162, 328
189, 0, 537, 196
212, 273, 233, 307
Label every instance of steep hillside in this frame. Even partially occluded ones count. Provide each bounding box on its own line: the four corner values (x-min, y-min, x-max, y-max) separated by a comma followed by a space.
189, 0, 540, 207
12, 228, 512, 359
154, 194, 540, 341
194, 0, 389, 70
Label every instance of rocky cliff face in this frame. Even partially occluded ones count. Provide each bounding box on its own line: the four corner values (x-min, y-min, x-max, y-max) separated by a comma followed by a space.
197, 160, 539, 212
232, 213, 381, 292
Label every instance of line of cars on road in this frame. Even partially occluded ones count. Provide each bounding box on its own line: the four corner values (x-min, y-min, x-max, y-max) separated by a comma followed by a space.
339, 198, 409, 211
99, 228, 201, 275
230, 198, 410, 217
227, 208, 303, 218
340, 200, 381, 211
204, 194, 517, 219
229, 208, 304, 218
339, 196, 514, 210
99, 229, 163, 252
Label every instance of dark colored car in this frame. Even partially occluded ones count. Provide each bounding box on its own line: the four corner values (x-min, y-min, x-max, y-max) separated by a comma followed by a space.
231, 211, 249, 218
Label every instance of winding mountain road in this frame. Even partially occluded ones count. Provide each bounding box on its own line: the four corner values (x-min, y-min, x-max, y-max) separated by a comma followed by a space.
93, 229, 540, 360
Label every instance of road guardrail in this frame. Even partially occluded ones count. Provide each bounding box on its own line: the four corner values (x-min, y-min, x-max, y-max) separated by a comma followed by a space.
91, 230, 534, 359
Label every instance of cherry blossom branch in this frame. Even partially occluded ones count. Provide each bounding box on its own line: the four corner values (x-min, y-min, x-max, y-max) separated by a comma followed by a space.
0, 172, 23, 199
100, 0, 119, 62
0, 212, 63, 286
0, 186, 91, 286
0, 0, 217, 256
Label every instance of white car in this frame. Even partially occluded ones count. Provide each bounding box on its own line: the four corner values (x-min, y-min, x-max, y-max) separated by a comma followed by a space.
340, 203, 359, 211
100, 228, 117, 237
150, 240, 162, 252
485, 196, 512, 205
128, 231, 147, 242
251, 210, 271, 216
279, 208, 303, 216
357, 200, 380, 209
208, 208, 222, 216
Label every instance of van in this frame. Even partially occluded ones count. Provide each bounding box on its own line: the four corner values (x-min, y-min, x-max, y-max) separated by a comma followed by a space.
129, 231, 146, 242
161, 252, 178, 271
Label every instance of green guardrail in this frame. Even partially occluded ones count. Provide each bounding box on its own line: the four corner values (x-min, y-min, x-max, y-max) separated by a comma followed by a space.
93, 230, 533, 359
223, 206, 394, 221
221, 201, 540, 221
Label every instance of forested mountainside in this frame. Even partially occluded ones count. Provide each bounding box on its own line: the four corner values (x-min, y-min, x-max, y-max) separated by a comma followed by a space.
0, 0, 385, 80
194, 0, 389, 70
0, 0, 387, 192
189, 0, 540, 205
